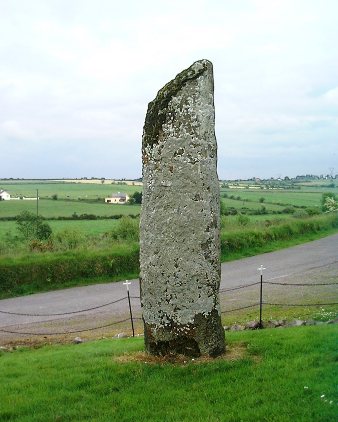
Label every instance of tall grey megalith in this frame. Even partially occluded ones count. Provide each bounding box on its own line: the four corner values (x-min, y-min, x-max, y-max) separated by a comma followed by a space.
140, 59, 225, 357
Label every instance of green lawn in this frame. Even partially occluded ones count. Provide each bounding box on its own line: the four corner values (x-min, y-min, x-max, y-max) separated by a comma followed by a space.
0, 325, 337, 422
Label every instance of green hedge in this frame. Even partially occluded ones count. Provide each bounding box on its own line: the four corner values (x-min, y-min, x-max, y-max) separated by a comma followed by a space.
221, 214, 338, 254
0, 214, 337, 297
0, 244, 139, 296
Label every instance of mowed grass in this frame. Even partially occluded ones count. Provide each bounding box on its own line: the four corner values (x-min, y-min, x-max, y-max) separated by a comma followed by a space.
0, 181, 142, 199
0, 325, 337, 422
0, 199, 140, 218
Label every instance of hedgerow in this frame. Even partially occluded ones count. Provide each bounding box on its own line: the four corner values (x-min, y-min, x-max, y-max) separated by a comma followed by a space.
0, 214, 336, 297
220, 213, 338, 254
0, 245, 139, 296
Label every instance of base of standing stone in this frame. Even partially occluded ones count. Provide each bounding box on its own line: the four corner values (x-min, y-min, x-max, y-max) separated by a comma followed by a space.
144, 310, 225, 358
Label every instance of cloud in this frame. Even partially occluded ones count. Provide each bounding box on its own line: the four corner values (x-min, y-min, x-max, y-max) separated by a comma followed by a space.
0, 0, 338, 178
322, 87, 338, 105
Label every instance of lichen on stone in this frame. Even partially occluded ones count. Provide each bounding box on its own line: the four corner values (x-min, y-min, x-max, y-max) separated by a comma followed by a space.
140, 59, 225, 357
142, 60, 211, 151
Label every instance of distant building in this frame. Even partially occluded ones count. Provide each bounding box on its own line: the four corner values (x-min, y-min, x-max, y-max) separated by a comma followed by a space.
105, 192, 129, 204
0, 189, 10, 200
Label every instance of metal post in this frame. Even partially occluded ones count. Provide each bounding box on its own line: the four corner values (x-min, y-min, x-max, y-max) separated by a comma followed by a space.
257, 265, 266, 328
123, 280, 135, 337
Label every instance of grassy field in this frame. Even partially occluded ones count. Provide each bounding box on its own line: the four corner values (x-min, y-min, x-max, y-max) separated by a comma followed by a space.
0, 180, 142, 199
0, 219, 120, 238
0, 199, 140, 218
0, 180, 337, 299
0, 325, 337, 422
1, 179, 336, 222
221, 196, 286, 212
221, 188, 326, 208
0, 214, 292, 241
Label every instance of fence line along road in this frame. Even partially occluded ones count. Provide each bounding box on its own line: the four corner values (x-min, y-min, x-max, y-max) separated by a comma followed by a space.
1, 233, 337, 335
1, 271, 336, 338
0, 297, 128, 317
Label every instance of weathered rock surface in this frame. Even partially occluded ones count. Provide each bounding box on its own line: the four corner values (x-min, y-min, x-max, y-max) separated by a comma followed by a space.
245, 320, 261, 330
140, 59, 225, 357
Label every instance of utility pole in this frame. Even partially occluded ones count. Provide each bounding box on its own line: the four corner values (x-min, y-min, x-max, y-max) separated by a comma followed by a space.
36, 189, 39, 236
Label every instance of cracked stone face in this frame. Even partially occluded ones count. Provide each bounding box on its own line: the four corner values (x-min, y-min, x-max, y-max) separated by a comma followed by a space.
140, 59, 225, 357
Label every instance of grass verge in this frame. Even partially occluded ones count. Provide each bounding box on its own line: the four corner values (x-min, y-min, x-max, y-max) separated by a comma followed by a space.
0, 325, 337, 422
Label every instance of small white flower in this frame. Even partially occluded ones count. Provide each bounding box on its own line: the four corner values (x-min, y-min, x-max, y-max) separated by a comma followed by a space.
304, 386, 309, 389
321, 394, 325, 398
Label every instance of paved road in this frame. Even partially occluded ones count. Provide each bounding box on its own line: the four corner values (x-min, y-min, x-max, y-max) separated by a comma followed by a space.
0, 234, 337, 344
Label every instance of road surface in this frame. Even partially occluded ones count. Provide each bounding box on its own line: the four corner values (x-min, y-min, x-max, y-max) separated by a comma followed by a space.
0, 234, 337, 345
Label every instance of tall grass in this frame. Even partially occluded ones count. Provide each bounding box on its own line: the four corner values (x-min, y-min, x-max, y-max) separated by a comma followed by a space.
221, 213, 338, 259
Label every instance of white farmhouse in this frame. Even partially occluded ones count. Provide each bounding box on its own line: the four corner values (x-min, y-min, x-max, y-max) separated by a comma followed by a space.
0, 189, 10, 200
105, 192, 130, 204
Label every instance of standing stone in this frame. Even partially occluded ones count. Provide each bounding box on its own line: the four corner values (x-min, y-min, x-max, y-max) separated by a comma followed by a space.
140, 59, 225, 357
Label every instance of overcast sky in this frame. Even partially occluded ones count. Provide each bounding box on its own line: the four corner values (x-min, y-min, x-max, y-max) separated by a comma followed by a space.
1, 0, 337, 180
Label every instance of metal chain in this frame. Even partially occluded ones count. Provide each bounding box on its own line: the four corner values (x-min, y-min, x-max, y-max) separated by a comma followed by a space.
0, 297, 127, 317
0, 317, 131, 336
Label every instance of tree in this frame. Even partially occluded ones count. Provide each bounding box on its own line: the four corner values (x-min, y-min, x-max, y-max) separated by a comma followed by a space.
220, 199, 227, 216
36, 222, 53, 240
236, 214, 250, 226
321, 193, 338, 212
128, 191, 142, 205
16, 211, 52, 241
110, 216, 139, 241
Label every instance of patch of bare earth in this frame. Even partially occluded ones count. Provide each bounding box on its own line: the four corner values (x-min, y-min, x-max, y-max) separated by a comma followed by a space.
114, 342, 257, 365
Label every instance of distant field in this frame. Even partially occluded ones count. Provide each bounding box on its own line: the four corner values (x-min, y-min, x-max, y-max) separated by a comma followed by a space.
0, 199, 141, 218
1, 180, 336, 244
220, 188, 325, 207
0, 181, 142, 199
222, 197, 286, 212
295, 180, 337, 188
0, 214, 293, 241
